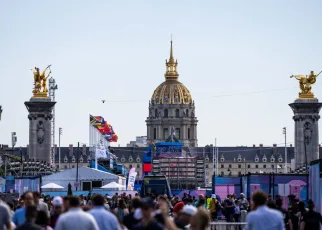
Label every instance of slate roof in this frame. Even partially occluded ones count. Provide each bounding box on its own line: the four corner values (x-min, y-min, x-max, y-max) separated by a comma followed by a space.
1, 144, 322, 164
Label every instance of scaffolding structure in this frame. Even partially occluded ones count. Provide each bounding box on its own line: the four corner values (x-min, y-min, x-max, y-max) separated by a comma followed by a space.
152, 157, 205, 189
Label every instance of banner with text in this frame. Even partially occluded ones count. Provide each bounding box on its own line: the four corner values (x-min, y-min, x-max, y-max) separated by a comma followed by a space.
127, 172, 137, 191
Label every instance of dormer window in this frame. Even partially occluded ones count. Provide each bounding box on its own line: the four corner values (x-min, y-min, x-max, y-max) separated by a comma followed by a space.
121, 157, 125, 163
87, 157, 91, 162
79, 157, 83, 163
255, 155, 259, 163
220, 154, 225, 162
72, 157, 75, 163
205, 157, 209, 163
64, 157, 68, 163
271, 156, 275, 163
262, 155, 267, 162
278, 157, 283, 163
129, 157, 133, 162
136, 158, 141, 163
237, 154, 242, 162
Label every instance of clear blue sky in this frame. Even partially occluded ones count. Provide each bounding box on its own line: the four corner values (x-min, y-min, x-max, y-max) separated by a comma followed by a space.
1, 0, 322, 148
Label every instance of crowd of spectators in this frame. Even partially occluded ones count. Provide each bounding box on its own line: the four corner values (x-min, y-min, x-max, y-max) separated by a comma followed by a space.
0, 190, 321, 230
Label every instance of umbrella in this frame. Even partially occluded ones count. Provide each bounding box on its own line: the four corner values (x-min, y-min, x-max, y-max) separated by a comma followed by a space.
41, 183, 64, 189
101, 182, 125, 189
67, 183, 73, 196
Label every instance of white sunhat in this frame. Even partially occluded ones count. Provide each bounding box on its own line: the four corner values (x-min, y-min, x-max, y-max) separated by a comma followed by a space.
182, 205, 198, 216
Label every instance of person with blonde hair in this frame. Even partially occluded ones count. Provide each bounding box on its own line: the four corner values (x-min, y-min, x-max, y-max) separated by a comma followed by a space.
190, 208, 210, 230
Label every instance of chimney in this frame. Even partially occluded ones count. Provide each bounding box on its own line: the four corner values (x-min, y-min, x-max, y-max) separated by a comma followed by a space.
273, 144, 277, 147
259, 144, 263, 147
290, 144, 292, 147
69, 144, 73, 156
253, 144, 256, 147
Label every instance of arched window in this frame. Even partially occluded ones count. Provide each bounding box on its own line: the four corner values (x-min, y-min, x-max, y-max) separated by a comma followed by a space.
175, 109, 180, 118
185, 109, 189, 117
164, 109, 168, 118
155, 109, 158, 117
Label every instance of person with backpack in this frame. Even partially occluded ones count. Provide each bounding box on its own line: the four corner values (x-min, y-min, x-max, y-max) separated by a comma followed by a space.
209, 194, 220, 221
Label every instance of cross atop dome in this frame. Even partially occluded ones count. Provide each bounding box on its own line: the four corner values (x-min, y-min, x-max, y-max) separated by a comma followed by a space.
165, 39, 179, 80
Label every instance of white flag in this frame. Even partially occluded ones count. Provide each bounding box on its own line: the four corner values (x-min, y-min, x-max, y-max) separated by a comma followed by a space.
95, 146, 107, 159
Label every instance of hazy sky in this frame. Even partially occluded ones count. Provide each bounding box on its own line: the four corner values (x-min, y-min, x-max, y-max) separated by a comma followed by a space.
1, 1, 322, 148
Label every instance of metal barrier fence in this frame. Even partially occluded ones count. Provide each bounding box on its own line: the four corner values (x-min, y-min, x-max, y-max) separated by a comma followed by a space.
209, 222, 246, 230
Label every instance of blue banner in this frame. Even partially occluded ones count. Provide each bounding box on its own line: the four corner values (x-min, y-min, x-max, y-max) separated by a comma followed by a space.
143, 142, 182, 163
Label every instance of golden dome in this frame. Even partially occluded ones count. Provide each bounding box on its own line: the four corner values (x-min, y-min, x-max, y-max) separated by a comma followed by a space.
151, 40, 192, 105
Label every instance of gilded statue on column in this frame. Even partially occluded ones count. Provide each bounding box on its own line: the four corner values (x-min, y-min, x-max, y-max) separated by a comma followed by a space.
290, 70, 321, 99
31, 65, 51, 98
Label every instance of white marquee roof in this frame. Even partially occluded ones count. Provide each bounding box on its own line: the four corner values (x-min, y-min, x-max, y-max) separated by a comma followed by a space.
42, 166, 123, 181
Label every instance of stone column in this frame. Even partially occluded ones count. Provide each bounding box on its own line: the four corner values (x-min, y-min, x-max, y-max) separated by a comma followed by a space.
25, 98, 56, 164
289, 99, 322, 169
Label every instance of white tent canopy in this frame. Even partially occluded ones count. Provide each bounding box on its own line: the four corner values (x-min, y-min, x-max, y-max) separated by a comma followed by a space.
42, 167, 126, 191
41, 183, 64, 189
101, 181, 125, 189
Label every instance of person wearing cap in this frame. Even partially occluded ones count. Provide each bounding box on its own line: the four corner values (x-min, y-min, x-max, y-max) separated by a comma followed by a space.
50, 196, 64, 228
174, 205, 198, 230
173, 201, 185, 216
209, 194, 219, 221
238, 193, 248, 223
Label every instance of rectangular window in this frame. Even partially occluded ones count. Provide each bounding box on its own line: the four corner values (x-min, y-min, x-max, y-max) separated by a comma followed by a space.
188, 128, 191, 139
163, 128, 169, 139
229, 164, 232, 168
153, 128, 157, 139
238, 164, 241, 168
248, 165, 250, 168
92, 181, 102, 188
175, 128, 180, 139
255, 165, 258, 168
221, 164, 224, 168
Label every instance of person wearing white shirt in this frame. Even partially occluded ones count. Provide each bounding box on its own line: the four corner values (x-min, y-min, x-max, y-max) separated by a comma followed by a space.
246, 191, 285, 230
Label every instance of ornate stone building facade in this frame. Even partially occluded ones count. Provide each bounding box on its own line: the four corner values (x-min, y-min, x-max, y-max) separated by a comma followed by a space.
146, 41, 198, 147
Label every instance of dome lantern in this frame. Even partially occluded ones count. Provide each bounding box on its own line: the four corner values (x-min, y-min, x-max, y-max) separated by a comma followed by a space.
165, 40, 179, 80
151, 40, 192, 105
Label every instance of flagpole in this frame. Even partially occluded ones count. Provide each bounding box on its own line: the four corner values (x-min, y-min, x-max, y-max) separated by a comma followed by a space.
213, 139, 215, 176
95, 131, 98, 170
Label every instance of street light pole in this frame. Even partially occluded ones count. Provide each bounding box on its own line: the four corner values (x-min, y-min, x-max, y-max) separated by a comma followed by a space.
59, 128, 62, 170
283, 127, 287, 173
